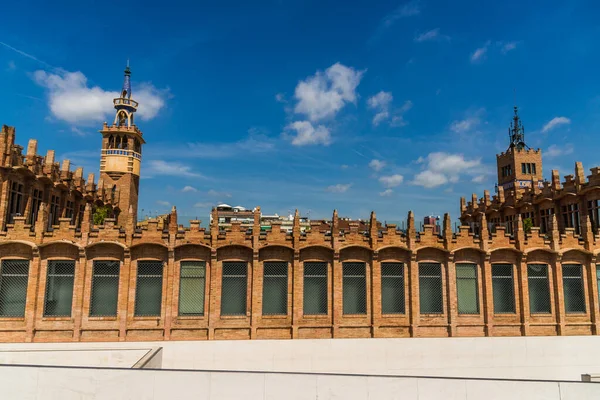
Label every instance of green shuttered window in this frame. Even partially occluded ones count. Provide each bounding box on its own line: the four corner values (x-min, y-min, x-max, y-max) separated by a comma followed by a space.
90, 261, 120, 317
44, 260, 75, 317
381, 263, 405, 314
492, 264, 515, 313
563, 264, 585, 313
303, 262, 327, 315
0, 260, 29, 317
528, 264, 551, 314
456, 263, 479, 314
221, 262, 247, 316
343, 262, 366, 314
179, 261, 206, 316
262, 262, 288, 315
419, 263, 443, 314
134, 261, 163, 317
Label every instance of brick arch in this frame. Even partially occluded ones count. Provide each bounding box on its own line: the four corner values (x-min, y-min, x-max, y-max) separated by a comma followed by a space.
0, 241, 34, 260
339, 246, 372, 262
561, 249, 590, 264
526, 249, 555, 265
489, 248, 521, 264
416, 247, 447, 263
299, 246, 333, 262
377, 246, 410, 263
39, 242, 79, 260
174, 244, 211, 261
130, 243, 168, 261
259, 245, 294, 262
217, 245, 253, 262
86, 242, 125, 260
454, 248, 484, 264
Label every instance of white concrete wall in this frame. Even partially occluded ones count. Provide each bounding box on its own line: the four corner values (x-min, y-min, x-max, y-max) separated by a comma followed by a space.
2, 336, 600, 381
0, 348, 151, 368
0, 364, 598, 400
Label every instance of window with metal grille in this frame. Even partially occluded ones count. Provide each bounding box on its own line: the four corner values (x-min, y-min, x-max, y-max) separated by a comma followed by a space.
44, 260, 75, 317
563, 264, 586, 313
381, 263, 404, 314
28, 189, 43, 225
0, 260, 29, 317
528, 264, 551, 314
179, 261, 206, 316
262, 262, 288, 315
343, 262, 366, 315
134, 261, 163, 317
303, 262, 327, 315
456, 263, 479, 314
89, 260, 120, 317
561, 203, 580, 235
492, 264, 515, 313
419, 263, 443, 314
221, 262, 247, 316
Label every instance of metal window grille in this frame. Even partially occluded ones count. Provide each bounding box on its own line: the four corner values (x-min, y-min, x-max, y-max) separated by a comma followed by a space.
262, 262, 288, 315
343, 262, 366, 315
528, 264, 551, 314
0, 260, 29, 317
456, 263, 479, 314
89, 260, 120, 317
221, 262, 247, 316
179, 261, 206, 316
44, 260, 75, 317
381, 263, 405, 314
419, 263, 443, 314
492, 264, 515, 314
134, 261, 163, 317
303, 262, 327, 315
563, 264, 586, 313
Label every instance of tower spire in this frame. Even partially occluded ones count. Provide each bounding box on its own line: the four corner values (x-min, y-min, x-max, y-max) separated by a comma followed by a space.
508, 105, 527, 151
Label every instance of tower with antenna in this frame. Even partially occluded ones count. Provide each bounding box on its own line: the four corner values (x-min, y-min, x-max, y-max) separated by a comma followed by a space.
496, 105, 543, 192
99, 62, 146, 226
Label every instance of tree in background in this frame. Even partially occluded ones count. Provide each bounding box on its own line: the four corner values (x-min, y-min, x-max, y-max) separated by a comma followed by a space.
93, 205, 112, 225
523, 217, 533, 234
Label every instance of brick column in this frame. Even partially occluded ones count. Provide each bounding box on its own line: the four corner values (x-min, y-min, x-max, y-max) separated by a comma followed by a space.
0, 179, 10, 230
409, 252, 419, 337
25, 248, 41, 342
163, 249, 175, 340
518, 254, 530, 336
72, 248, 87, 341
332, 252, 341, 338
250, 251, 260, 339
482, 253, 494, 336
553, 254, 566, 335
589, 255, 600, 334
446, 253, 458, 336
371, 251, 380, 337
207, 250, 218, 340
292, 250, 300, 339
118, 249, 131, 341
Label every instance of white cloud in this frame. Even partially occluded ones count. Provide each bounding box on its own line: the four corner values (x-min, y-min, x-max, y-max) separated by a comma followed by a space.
32, 69, 168, 125
472, 175, 486, 184
181, 186, 198, 193
207, 189, 232, 198
500, 41, 518, 54
450, 109, 484, 133
369, 159, 386, 172
340, 164, 350, 170
380, 188, 393, 197
285, 120, 331, 146
414, 28, 448, 42
542, 116, 571, 133
470, 40, 491, 63
325, 183, 352, 193
367, 91, 412, 127
412, 152, 481, 188
294, 63, 364, 122
156, 200, 171, 206
545, 143, 574, 158
379, 174, 404, 188
382, 0, 421, 28
173, 131, 275, 159
145, 160, 205, 178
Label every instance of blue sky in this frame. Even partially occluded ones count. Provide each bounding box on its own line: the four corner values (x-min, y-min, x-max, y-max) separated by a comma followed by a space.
2, 0, 600, 224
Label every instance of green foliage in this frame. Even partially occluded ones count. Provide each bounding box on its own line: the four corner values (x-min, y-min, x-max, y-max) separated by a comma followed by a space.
93, 205, 112, 225
523, 217, 533, 234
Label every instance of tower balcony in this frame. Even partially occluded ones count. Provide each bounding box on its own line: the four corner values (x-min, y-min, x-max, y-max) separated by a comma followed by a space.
101, 149, 142, 160
113, 97, 138, 109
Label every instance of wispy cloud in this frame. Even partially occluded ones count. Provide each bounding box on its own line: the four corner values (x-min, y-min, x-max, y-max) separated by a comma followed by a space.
367, 91, 412, 127
144, 160, 206, 179
470, 40, 491, 63
414, 28, 448, 42
472, 175, 486, 184
379, 174, 404, 188
542, 116, 571, 133
369, 159, 386, 172
545, 143, 574, 158
450, 108, 485, 133
325, 183, 352, 193
499, 41, 519, 54
380, 188, 394, 197
207, 189, 232, 198
156, 200, 171, 207
181, 186, 198, 193
370, 1, 421, 43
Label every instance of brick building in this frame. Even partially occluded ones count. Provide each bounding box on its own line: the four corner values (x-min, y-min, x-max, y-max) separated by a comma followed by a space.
1, 71, 600, 343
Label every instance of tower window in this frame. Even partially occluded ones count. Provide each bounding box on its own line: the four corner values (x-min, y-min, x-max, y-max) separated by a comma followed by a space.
521, 163, 537, 175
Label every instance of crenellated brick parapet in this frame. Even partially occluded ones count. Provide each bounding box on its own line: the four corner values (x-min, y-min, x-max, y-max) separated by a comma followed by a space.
1, 202, 600, 343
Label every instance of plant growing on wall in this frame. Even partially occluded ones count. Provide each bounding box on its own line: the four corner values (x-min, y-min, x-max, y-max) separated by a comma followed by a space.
523, 217, 533, 234
93, 205, 112, 225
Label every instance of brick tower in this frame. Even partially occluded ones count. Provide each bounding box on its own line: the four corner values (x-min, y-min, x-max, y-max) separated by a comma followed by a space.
496, 106, 543, 192
99, 63, 145, 226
